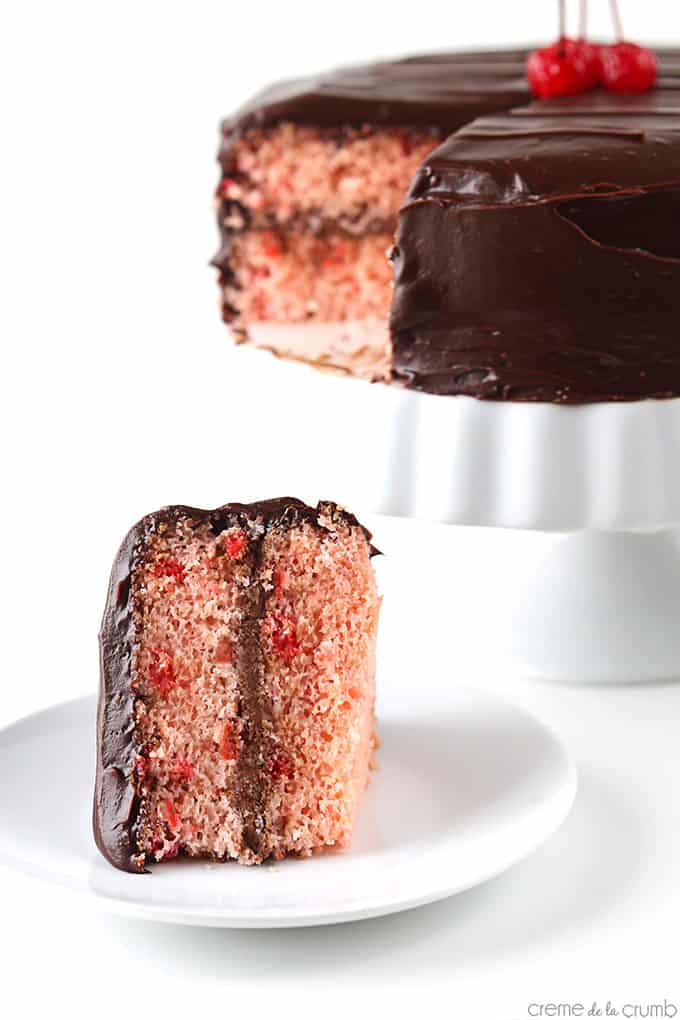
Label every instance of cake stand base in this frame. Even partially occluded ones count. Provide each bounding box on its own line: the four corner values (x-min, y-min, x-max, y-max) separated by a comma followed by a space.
500, 528, 680, 684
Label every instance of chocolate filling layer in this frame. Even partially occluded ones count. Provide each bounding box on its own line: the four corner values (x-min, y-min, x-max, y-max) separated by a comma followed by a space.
230, 529, 270, 858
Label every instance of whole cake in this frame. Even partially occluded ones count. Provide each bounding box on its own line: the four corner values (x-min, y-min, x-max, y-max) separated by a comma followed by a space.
214, 48, 680, 403
94, 498, 380, 872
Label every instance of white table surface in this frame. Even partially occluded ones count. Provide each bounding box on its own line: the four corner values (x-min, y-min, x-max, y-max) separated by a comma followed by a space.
3, 2, 680, 1016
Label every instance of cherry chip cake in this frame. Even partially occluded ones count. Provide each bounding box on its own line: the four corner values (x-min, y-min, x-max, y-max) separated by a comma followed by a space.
94, 498, 380, 872
214, 47, 680, 403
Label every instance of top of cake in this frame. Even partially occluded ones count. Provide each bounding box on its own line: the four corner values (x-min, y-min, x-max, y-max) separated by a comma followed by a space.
222, 49, 531, 135
405, 90, 680, 210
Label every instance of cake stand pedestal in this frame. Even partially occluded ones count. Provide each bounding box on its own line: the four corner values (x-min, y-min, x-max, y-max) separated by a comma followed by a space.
233, 350, 680, 684
366, 388, 680, 684
500, 529, 680, 683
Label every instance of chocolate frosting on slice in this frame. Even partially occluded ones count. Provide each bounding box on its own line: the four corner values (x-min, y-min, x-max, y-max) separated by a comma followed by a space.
94, 498, 376, 873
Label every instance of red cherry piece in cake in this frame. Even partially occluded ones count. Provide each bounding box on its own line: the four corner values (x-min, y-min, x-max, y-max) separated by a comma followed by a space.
321, 242, 348, 269
219, 722, 239, 761
219, 177, 237, 198
147, 647, 177, 694
601, 42, 657, 93
153, 557, 186, 583
270, 612, 300, 659
262, 232, 283, 257
225, 530, 247, 559
526, 39, 592, 98
273, 566, 288, 595
267, 752, 294, 780
161, 798, 180, 831
135, 755, 148, 780
170, 759, 194, 782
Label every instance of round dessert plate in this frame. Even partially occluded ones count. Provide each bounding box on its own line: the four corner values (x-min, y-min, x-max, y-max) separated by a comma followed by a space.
0, 689, 575, 928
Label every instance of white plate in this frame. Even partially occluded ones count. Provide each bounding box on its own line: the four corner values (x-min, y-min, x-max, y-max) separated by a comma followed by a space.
0, 688, 575, 928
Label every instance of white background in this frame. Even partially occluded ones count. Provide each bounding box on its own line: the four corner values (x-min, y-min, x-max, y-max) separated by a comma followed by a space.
2, 2, 680, 1018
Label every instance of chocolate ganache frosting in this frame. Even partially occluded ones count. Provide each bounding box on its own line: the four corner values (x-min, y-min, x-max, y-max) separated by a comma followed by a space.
220, 50, 531, 141
391, 51, 680, 402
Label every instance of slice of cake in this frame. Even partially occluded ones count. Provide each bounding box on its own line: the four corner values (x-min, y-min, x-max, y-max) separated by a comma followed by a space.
213, 51, 529, 379
94, 498, 380, 872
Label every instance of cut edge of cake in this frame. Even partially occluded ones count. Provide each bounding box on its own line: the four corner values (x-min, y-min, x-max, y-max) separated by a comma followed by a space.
212, 50, 530, 382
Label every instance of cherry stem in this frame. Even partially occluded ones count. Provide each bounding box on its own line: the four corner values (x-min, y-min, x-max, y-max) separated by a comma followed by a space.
558, 0, 566, 53
579, 0, 588, 39
609, 0, 624, 41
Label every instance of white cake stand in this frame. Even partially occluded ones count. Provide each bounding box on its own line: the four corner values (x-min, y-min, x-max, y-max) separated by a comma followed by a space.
234, 350, 680, 684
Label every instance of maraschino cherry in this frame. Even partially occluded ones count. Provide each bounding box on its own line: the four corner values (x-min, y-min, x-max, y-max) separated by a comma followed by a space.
526, 0, 657, 98
526, 38, 592, 98
600, 1, 657, 92
526, 1, 593, 98
574, 40, 602, 89
530, 0, 599, 97
601, 42, 657, 92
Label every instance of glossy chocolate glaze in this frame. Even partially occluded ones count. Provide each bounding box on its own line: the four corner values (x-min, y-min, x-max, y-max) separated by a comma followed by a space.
391, 59, 680, 402
94, 499, 375, 873
220, 50, 530, 141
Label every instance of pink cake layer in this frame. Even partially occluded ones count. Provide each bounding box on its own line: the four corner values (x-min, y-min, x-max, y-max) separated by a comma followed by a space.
220, 124, 436, 228
221, 230, 393, 379
215, 125, 439, 374
131, 510, 380, 865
